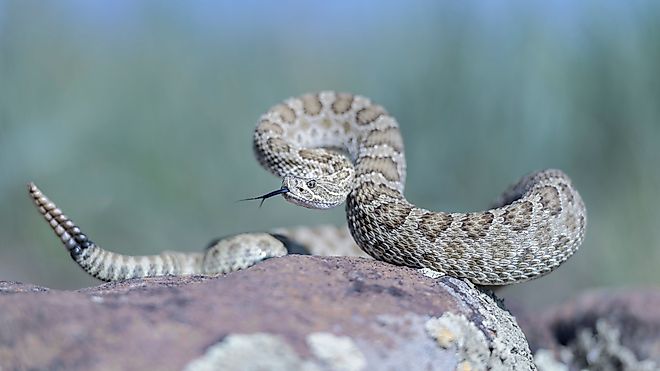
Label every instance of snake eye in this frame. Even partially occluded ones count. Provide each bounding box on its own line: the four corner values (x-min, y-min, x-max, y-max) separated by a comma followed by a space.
306, 180, 316, 188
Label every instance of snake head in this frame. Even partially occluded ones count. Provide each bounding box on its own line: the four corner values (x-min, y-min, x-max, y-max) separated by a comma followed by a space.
243, 148, 355, 209
282, 173, 351, 209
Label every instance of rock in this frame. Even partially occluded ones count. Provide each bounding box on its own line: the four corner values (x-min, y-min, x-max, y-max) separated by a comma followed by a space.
515, 288, 660, 371
0, 255, 535, 370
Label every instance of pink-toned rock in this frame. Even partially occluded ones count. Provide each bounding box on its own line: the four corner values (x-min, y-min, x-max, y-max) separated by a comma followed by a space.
0, 255, 534, 370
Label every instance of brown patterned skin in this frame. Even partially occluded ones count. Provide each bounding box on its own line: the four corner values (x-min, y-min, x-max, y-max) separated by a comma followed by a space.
28, 183, 288, 282
253, 91, 587, 285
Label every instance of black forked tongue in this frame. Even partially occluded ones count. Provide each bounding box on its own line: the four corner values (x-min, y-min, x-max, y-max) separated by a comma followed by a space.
240, 187, 289, 207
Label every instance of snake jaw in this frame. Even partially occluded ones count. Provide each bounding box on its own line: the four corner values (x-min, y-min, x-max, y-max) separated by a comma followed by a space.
281, 175, 344, 210
282, 192, 336, 210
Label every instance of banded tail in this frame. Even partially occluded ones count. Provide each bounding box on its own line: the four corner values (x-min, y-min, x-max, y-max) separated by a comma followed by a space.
28, 182, 204, 281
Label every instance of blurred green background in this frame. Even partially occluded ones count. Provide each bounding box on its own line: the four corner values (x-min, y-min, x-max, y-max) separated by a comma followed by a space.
1, 1, 658, 308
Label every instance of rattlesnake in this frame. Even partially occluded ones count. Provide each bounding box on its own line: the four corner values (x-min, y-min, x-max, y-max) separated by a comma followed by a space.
29, 91, 586, 285
252, 91, 586, 285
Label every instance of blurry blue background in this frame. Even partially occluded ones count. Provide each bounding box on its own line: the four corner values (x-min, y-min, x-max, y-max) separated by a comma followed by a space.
1, 1, 658, 308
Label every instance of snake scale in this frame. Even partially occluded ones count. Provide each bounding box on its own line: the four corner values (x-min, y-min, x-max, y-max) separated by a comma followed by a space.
29, 91, 586, 285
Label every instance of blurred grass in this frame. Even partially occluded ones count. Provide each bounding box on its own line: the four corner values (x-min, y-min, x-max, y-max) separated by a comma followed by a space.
0, 1, 658, 308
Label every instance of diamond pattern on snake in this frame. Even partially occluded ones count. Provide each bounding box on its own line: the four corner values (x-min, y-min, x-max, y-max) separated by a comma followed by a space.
29, 91, 586, 285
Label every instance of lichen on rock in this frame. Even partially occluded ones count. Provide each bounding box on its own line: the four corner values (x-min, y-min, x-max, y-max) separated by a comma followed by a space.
183, 331, 369, 371
426, 312, 490, 370
184, 333, 319, 371
306, 332, 367, 371
428, 277, 537, 371
535, 320, 658, 371
517, 288, 660, 371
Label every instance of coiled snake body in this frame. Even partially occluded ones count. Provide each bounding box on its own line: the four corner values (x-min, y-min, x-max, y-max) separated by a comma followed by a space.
29, 91, 586, 285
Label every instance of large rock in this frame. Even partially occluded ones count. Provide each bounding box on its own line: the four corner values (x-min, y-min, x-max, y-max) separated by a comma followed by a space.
0, 255, 534, 370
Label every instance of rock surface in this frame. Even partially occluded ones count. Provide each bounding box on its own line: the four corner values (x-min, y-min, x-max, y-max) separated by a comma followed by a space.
516, 288, 660, 371
0, 255, 535, 371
